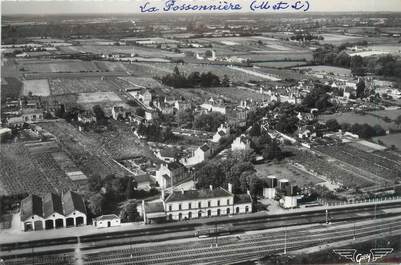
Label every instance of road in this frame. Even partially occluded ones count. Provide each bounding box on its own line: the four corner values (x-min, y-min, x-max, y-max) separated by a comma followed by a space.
3, 215, 401, 265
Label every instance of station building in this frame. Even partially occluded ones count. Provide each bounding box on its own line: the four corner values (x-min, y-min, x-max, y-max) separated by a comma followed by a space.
139, 184, 252, 224
20, 191, 87, 231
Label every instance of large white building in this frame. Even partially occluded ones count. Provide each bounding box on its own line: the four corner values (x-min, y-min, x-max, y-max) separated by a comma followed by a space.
139, 184, 252, 223
20, 191, 87, 231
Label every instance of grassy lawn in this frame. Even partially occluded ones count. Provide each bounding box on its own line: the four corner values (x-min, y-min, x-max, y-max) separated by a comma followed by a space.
255, 162, 324, 187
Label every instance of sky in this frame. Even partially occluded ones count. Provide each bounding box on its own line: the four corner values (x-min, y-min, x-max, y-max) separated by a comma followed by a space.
1, 0, 401, 15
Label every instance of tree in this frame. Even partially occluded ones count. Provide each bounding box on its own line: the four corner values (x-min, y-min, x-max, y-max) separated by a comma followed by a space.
88, 193, 104, 216
221, 75, 230, 87
176, 109, 194, 126
193, 112, 225, 132
135, 108, 145, 117
92, 105, 107, 124
262, 140, 283, 161
88, 175, 102, 192
249, 123, 261, 137
356, 79, 366, 98
326, 119, 340, 132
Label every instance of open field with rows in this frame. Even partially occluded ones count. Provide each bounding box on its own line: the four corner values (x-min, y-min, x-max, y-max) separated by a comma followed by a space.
319, 33, 363, 44
319, 112, 400, 130
59, 45, 185, 58
18, 59, 101, 73
22, 79, 50, 96
76, 91, 123, 104
373, 133, 401, 149
0, 142, 75, 196
314, 144, 401, 184
49, 78, 116, 95
37, 121, 152, 179
288, 148, 374, 188
296, 65, 352, 76
254, 61, 308, 68
255, 162, 324, 187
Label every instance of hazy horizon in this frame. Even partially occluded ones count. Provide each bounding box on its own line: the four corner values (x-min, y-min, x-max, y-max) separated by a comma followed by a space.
2, 0, 401, 15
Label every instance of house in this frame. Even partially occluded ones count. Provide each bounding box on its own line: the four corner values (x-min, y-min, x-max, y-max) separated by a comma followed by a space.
154, 147, 181, 163
231, 134, 252, 151
138, 184, 252, 223
133, 173, 152, 191
211, 122, 230, 143
93, 214, 121, 228
138, 90, 152, 106
200, 97, 227, 114
77, 111, 96, 124
20, 191, 87, 231
181, 143, 212, 166
155, 162, 187, 189
145, 110, 158, 121
111, 106, 126, 120
174, 100, 192, 111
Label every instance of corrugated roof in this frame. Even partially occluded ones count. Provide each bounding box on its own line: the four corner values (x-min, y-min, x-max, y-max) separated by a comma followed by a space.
165, 188, 232, 203
20, 194, 43, 221
62, 191, 87, 216
42, 193, 63, 218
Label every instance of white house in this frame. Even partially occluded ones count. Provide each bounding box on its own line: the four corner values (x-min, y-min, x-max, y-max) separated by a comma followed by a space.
94, 214, 121, 228
211, 123, 230, 143
231, 134, 252, 151
155, 162, 187, 189
181, 144, 212, 166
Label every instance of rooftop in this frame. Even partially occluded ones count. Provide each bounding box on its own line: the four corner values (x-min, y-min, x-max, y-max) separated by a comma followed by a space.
165, 188, 232, 203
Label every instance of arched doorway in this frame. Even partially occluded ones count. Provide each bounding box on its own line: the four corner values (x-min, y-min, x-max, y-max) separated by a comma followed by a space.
178, 213, 182, 221
217, 209, 220, 216
34, 220, 43, 230
45, 220, 54, 230
198, 211, 202, 218
168, 214, 172, 221
207, 210, 211, 217
24, 222, 33, 231
76, 216, 84, 226
226, 208, 230, 215
66, 217, 74, 227
55, 218, 64, 228
188, 212, 192, 219
236, 207, 240, 214
245, 206, 249, 213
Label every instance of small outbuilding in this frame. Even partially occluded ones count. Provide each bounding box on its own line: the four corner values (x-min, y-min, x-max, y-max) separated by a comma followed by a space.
93, 214, 121, 228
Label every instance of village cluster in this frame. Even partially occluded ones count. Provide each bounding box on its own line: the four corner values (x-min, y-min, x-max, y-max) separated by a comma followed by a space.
1, 13, 401, 233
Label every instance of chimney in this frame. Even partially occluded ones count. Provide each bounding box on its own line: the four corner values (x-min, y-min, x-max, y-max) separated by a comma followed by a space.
209, 185, 213, 191
228, 183, 232, 193
181, 188, 184, 194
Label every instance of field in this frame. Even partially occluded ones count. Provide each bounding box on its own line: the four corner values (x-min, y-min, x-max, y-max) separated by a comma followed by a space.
373, 133, 401, 149
319, 111, 400, 130
18, 59, 101, 73
314, 144, 401, 184
22, 79, 50, 96
76, 91, 123, 104
255, 162, 324, 187
49, 78, 116, 95
59, 45, 185, 58
1, 77, 23, 100
254, 61, 308, 68
37, 121, 155, 179
296, 65, 352, 76
0, 142, 75, 196
288, 147, 374, 188
319, 34, 363, 44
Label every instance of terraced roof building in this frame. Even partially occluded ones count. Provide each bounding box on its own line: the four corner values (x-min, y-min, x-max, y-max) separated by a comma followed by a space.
19, 191, 87, 231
